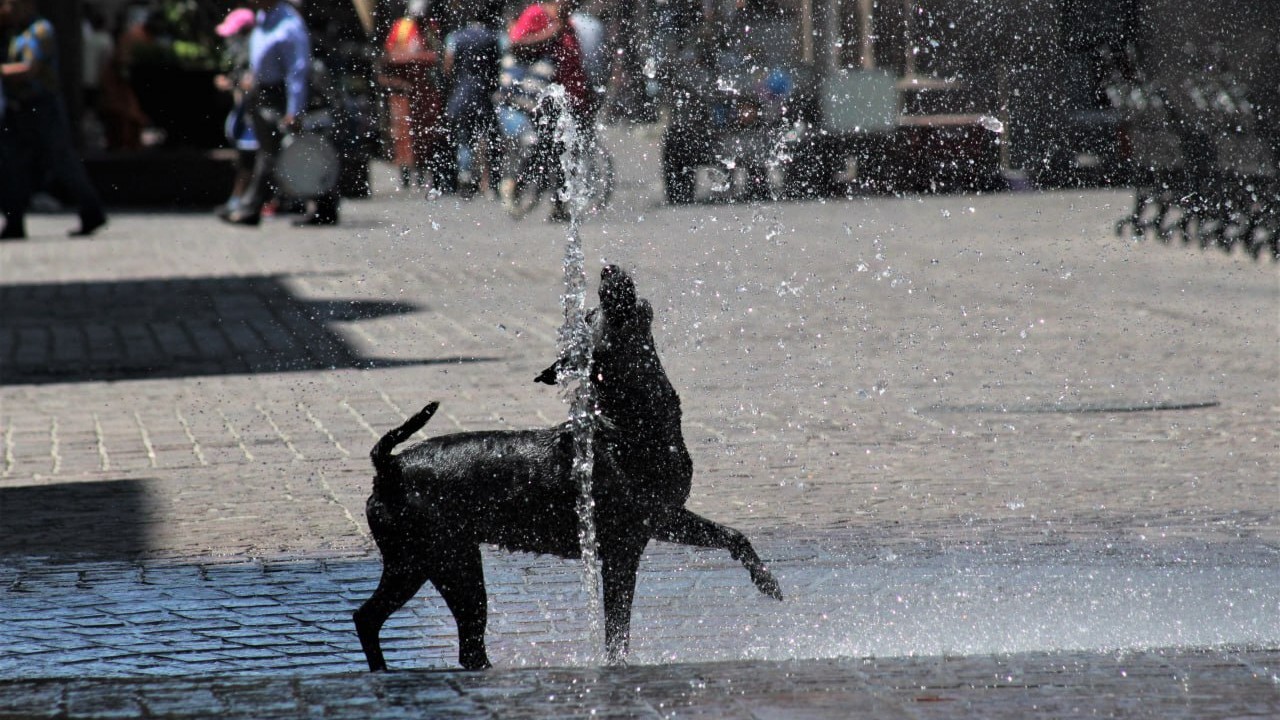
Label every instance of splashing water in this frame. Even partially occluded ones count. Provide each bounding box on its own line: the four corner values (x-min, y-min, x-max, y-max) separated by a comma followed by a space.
977, 115, 1005, 134
544, 84, 605, 659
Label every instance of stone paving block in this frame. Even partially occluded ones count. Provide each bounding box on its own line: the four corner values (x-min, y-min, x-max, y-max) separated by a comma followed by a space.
293, 678, 383, 712
212, 684, 303, 715
216, 593, 283, 609
137, 685, 226, 717
0, 681, 63, 719
156, 650, 232, 666
62, 685, 142, 720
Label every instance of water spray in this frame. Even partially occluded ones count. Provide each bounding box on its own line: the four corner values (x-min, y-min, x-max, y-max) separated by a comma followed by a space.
545, 84, 606, 659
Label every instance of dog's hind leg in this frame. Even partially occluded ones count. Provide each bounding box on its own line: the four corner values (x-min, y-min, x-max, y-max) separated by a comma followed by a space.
651, 508, 784, 601
599, 538, 647, 665
430, 544, 492, 670
354, 560, 430, 671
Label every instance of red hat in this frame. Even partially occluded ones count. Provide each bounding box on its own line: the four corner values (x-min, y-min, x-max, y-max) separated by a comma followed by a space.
509, 4, 552, 43
216, 8, 255, 38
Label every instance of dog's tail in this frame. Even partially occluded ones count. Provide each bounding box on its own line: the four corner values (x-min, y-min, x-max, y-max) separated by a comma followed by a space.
371, 402, 439, 490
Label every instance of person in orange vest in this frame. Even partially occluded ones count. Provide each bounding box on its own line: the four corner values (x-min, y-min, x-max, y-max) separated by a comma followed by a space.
379, 0, 451, 193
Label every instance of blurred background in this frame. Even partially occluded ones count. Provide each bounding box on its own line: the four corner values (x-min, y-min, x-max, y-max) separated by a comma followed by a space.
14, 0, 1279, 206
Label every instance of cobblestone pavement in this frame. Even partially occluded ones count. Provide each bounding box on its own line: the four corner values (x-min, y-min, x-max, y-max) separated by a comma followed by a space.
1, 125, 1277, 716
1, 648, 1276, 719
1, 536, 1273, 677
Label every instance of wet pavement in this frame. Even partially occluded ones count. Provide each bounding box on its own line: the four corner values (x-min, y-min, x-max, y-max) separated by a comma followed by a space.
2, 648, 1277, 719
2, 533, 1277, 717
1, 124, 1278, 716
2, 535, 1277, 678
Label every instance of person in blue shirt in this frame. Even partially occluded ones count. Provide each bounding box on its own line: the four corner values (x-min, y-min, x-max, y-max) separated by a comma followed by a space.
1, 0, 108, 240
222, 0, 318, 226
444, 4, 501, 196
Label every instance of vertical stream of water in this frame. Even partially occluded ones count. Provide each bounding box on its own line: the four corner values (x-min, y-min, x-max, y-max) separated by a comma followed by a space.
546, 85, 605, 659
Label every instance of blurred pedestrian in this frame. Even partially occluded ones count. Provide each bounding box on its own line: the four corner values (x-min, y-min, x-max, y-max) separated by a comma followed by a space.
292, 56, 344, 227
213, 8, 258, 219
80, 7, 113, 136
0, 0, 108, 240
494, 1, 591, 220
0, 68, 9, 238
507, 1, 590, 119
444, 3, 501, 196
98, 9, 151, 150
568, 8, 604, 104
222, 0, 312, 226
379, 0, 450, 193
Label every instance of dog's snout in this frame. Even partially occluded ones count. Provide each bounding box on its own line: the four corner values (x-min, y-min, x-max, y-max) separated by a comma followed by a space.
599, 265, 637, 311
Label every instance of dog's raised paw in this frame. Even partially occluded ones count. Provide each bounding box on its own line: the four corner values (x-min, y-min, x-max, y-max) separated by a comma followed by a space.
752, 567, 784, 601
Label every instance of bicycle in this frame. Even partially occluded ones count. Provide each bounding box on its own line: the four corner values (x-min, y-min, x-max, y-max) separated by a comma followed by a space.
500, 106, 614, 221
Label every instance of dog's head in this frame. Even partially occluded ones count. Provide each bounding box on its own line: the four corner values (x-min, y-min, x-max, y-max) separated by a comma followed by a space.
598, 264, 651, 329
593, 264, 661, 386
593, 265, 683, 436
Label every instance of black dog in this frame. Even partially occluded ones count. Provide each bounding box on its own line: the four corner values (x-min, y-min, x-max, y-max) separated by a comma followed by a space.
354, 265, 782, 671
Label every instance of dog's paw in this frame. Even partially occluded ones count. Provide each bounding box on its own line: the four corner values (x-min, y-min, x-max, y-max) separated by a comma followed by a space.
459, 645, 493, 671
752, 567, 784, 601
534, 367, 558, 385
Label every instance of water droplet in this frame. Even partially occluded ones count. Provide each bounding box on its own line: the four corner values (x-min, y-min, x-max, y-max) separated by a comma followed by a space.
709, 169, 730, 193
978, 115, 1005, 134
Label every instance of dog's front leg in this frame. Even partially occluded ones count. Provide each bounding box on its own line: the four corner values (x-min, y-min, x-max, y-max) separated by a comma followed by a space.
650, 508, 784, 601
599, 539, 647, 665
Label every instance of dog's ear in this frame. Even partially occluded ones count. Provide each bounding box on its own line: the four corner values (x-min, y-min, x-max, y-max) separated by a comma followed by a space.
535, 361, 560, 385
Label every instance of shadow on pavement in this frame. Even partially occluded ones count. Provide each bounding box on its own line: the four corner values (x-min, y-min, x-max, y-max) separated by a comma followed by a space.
0, 479, 155, 560
0, 275, 494, 385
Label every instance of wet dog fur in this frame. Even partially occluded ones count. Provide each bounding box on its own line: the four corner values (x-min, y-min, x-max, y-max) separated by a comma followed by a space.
354, 265, 782, 671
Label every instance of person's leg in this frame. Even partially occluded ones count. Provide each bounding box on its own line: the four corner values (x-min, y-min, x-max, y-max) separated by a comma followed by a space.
231, 89, 284, 224
454, 113, 479, 195
224, 148, 256, 211
483, 107, 501, 196
545, 108, 569, 221
387, 93, 413, 188
417, 88, 453, 195
0, 168, 28, 238
0, 133, 16, 237
1, 108, 37, 239
33, 95, 107, 235
293, 190, 340, 227
495, 106, 532, 208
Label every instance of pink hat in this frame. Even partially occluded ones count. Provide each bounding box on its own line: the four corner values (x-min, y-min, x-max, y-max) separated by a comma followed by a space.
216, 8, 255, 38
509, 4, 552, 43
